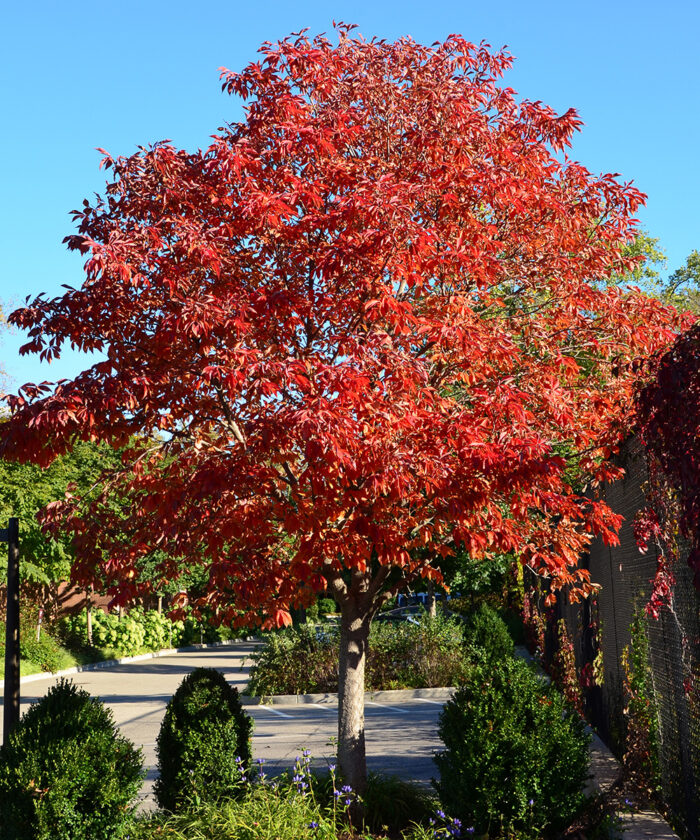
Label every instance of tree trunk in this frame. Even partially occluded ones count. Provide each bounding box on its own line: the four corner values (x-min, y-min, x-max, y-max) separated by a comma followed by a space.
426, 580, 437, 618
337, 596, 371, 802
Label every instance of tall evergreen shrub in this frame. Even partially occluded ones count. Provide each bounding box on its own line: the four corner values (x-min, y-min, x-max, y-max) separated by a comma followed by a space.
434, 657, 589, 838
155, 667, 253, 811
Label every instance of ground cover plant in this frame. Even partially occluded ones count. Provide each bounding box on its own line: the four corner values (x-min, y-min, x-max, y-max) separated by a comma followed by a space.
133, 755, 442, 840
0, 678, 143, 840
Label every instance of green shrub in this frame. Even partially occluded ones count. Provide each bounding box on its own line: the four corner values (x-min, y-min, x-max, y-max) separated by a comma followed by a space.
462, 602, 515, 663
155, 667, 254, 811
19, 630, 67, 673
367, 611, 469, 689
59, 608, 185, 655
0, 678, 143, 840
360, 772, 436, 835
248, 624, 339, 695
318, 597, 338, 615
248, 613, 470, 695
434, 657, 589, 838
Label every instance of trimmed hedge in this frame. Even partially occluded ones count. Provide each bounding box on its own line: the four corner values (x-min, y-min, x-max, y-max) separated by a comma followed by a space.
0, 678, 143, 840
434, 656, 589, 838
155, 667, 253, 811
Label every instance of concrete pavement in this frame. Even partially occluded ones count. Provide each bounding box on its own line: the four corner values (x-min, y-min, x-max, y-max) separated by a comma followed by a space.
0, 642, 445, 810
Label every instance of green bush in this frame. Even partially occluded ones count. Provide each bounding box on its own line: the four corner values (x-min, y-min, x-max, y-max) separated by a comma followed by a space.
248, 612, 470, 695
248, 624, 340, 695
59, 608, 186, 656
0, 678, 143, 840
367, 611, 469, 689
462, 602, 515, 663
318, 597, 338, 615
434, 657, 589, 838
155, 667, 254, 811
19, 630, 67, 673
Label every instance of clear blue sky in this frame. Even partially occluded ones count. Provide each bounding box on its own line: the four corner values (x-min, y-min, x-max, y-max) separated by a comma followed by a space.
2, 0, 698, 389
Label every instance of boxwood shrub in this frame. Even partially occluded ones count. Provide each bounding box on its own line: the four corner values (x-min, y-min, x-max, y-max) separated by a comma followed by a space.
155, 667, 253, 812
0, 678, 143, 840
462, 602, 515, 663
434, 657, 589, 838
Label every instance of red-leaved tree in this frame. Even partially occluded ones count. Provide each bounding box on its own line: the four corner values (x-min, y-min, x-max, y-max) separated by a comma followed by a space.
1, 28, 686, 791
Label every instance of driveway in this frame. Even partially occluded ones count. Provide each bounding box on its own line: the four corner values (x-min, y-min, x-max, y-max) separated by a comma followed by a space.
1, 642, 445, 809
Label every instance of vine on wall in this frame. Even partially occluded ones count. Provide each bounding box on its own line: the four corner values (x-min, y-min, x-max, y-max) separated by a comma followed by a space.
634, 321, 699, 704
621, 607, 661, 799
635, 321, 700, 598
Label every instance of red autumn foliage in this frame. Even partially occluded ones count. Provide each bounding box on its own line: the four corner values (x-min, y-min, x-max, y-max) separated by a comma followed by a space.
635, 322, 700, 596
0, 28, 688, 789
2, 27, 684, 619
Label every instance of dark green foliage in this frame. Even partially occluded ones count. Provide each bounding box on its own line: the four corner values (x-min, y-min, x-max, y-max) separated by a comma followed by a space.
367, 611, 469, 689
360, 772, 436, 835
318, 597, 338, 615
0, 678, 143, 840
155, 667, 253, 812
444, 552, 512, 611
434, 657, 590, 838
462, 602, 515, 663
621, 607, 661, 793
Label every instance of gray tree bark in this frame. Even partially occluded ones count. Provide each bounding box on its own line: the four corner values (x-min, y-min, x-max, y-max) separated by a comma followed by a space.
426, 580, 437, 618
337, 596, 371, 798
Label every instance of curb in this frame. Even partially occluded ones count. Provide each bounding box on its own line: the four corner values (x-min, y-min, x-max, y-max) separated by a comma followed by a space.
241, 686, 456, 705
0, 637, 261, 689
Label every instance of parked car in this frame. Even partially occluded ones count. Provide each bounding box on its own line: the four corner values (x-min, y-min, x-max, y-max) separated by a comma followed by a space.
375, 605, 422, 624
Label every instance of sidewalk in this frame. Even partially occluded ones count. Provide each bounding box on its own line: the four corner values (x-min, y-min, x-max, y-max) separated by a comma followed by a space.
2, 640, 683, 837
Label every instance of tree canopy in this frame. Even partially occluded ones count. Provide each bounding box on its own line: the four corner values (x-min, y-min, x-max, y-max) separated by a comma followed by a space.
0, 27, 687, 790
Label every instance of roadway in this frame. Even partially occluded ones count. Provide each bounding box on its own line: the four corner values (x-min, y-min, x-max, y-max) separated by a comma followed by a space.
0, 642, 446, 809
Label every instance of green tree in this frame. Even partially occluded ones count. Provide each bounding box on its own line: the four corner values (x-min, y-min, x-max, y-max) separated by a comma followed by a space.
612, 233, 699, 314
0, 440, 121, 600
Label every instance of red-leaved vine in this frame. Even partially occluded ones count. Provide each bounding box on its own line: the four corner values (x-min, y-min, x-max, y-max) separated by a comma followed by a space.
634, 322, 700, 698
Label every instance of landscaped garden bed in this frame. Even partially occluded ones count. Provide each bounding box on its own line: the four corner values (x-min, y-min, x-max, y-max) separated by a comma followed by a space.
0, 606, 245, 680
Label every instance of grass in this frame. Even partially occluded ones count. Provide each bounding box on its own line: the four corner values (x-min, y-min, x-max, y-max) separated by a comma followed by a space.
130, 762, 442, 840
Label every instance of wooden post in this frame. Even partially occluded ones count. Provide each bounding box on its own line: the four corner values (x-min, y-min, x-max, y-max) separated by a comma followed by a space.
86, 587, 93, 646
3, 518, 20, 743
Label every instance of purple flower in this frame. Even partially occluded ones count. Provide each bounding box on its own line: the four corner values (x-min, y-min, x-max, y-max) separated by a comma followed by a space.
437, 809, 446, 820
328, 764, 336, 772
341, 784, 353, 793
309, 821, 318, 829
